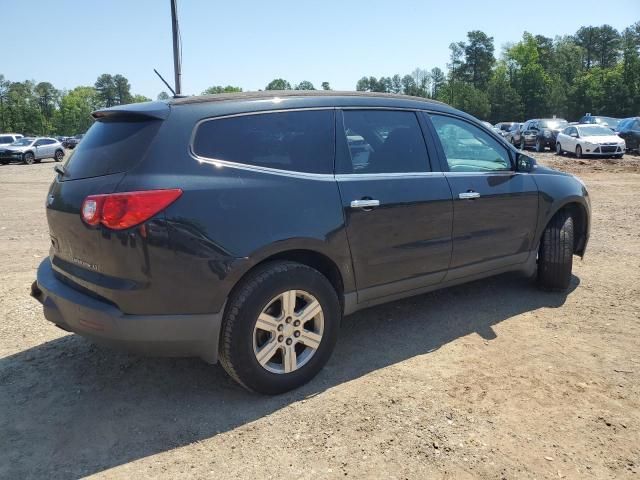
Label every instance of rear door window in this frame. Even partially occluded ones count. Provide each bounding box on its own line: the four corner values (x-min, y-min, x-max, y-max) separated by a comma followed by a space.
193, 110, 334, 174
337, 110, 430, 174
62, 119, 162, 181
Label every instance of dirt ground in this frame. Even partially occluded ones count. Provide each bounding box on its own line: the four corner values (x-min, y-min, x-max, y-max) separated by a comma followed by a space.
1, 151, 639, 479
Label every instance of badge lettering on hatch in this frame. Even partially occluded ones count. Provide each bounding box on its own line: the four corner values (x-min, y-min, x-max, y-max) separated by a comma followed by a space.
72, 257, 99, 271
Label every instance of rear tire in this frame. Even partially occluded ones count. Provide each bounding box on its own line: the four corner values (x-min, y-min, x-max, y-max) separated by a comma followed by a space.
219, 261, 341, 394
23, 152, 35, 165
537, 210, 574, 292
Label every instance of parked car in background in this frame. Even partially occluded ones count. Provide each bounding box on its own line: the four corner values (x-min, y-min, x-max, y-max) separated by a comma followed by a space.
0, 133, 24, 146
34, 92, 591, 394
578, 115, 621, 131
556, 124, 625, 158
0, 137, 64, 165
481, 120, 502, 136
505, 123, 524, 145
495, 122, 518, 137
519, 118, 568, 151
616, 117, 640, 151
64, 134, 84, 149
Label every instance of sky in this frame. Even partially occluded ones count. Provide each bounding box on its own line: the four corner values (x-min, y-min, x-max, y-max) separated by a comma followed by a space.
3, 0, 638, 99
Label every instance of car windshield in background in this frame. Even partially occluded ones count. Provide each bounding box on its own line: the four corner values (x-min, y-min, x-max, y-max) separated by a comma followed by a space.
578, 125, 615, 136
11, 138, 33, 146
540, 119, 568, 129
597, 117, 620, 128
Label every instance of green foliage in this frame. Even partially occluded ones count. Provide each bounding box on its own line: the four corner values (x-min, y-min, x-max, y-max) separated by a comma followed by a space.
0, 73, 148, 136
157, 91, 170, 100
294, 81, 315, 90
54, 86, 100, 135
463, 30, 495, 89
321, 82, 331, 90
202, 85, 242, 94
487, 64, 523, 122
131, 94, 151, 103
265, 78, 292, 90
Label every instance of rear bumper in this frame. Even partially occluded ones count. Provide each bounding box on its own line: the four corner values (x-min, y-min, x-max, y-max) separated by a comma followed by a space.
35, 258, 223, 363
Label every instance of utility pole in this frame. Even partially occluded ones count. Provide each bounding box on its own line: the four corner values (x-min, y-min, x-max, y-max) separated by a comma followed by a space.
171, 0, 182, 95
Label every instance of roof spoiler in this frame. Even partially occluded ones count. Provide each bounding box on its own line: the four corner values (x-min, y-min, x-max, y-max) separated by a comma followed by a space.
92, 101, 170, 121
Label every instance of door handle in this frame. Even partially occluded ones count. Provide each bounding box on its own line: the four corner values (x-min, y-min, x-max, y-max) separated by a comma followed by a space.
459, 191, 480, 200
350, 199, 380, 209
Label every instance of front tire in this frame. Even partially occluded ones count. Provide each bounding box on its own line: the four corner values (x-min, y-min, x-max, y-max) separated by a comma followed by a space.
54, 149, 64, 162
535, 139, 544, 152
556, 142, 563, 155
219, 261, 341, 394
520, 139, 526, 150
575, 145, 583, 159
23, 152, 35, 165
537, 210, 574, 291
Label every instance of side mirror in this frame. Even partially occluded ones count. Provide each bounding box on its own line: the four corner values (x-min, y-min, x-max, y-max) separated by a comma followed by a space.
570, 132, 579, 138
516, 153, 536, 173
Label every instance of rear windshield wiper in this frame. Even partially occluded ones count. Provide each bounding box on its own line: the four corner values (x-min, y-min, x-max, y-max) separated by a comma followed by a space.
54, 164, 66, 177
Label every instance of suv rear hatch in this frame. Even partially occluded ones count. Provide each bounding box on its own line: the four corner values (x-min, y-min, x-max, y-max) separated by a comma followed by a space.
45, 102, 171, 314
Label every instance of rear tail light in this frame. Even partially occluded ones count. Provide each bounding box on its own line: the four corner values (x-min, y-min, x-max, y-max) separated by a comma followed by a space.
81, 189, 182, 230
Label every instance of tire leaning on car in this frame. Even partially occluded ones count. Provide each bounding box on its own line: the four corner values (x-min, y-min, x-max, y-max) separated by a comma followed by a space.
537, 209, 574, 291
218, 261, 341, 394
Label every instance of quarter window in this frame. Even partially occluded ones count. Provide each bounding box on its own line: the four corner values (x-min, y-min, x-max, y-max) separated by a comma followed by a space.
430, 115, 512, 172
193, 110, 334, 174
338, 110, 430, 174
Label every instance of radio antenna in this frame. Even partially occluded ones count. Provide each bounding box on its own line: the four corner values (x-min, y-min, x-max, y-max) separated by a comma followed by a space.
154, 69, 176, 96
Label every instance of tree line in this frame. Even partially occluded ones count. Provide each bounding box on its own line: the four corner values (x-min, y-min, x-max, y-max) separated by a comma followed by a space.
353, 22, 640, 122
1, 21, 638, 136
0, 73, 151, 136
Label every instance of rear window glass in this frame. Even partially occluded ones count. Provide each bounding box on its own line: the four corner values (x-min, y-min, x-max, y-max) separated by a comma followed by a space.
0, 136, 13, 143
63, 120, 161, 180
192, 110, 334, 174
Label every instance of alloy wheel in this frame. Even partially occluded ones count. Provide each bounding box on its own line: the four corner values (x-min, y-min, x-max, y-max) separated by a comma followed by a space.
252, 289, 324, 374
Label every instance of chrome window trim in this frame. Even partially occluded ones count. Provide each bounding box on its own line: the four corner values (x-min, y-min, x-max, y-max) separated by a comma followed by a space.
443, 171, 516, 177
335, 172, 444, 181
189, 106, 444, 179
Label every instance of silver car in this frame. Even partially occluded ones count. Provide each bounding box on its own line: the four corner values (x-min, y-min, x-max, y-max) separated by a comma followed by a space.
0, 137, 64, 165
0, 133, 24, 146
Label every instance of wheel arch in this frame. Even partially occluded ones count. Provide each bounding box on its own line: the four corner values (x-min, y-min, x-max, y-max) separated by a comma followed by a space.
538, 200, 589, 257
225, 243, 354, 315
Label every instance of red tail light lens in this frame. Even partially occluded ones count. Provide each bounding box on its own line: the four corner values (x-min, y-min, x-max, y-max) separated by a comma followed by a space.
81, 189, 182, 230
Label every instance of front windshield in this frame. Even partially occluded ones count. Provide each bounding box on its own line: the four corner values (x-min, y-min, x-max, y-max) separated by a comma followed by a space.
578, 125, 615, 136
539, 119, 568, 129
11, 138, 34, 146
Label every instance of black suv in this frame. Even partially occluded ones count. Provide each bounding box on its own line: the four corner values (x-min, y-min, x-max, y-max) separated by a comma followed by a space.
34, 92, 590, 394
519, 118, 568, 152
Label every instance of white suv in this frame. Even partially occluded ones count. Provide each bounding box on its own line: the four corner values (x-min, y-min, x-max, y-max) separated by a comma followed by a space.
0, 133, 23, 146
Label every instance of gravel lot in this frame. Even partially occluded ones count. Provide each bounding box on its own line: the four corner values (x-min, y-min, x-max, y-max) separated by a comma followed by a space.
1, 151, 639, 479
